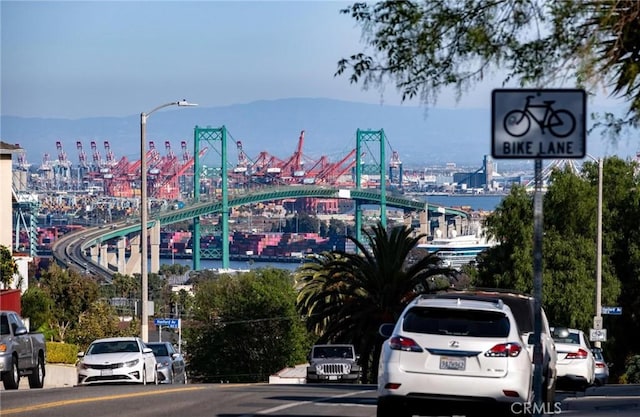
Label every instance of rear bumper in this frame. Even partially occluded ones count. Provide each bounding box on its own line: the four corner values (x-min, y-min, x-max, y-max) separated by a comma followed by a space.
594, 373, 608, 385
378, 368, 532, 404
378, 394, 520, 416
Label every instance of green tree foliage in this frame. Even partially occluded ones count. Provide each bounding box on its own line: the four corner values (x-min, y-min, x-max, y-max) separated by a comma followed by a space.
20, 286, 53, 332
159, 263, 190, 277
623, 354, 640, 384
476, 186, 534, 290
184, 268, 309, 383
112, 273, 139, 299
337, 1, 640, 133
39, 264, 99, 341
475, 157, 639, 375
0, 244, 18, 287
68, 300, 138, 351
295, 221, 456, 383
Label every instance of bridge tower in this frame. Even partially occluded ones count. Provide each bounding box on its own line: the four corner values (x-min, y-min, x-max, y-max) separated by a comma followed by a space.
355, 129, 388, 244
193, 126, 230, 270
12, 188, 39, 257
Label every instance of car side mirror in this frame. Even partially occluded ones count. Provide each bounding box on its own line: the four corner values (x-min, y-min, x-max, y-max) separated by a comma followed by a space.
142, 347, 153, 354
77, 352, 85, 358
14, 326, 28, 336
379, 323, 395, 339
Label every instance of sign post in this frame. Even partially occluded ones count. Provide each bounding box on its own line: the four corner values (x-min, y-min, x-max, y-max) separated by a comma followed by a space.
492, 89, 586, 417
154, 318, 180, 343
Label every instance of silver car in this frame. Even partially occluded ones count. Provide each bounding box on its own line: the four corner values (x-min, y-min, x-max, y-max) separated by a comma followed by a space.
591, 347, 610, 386
147, 342, 187, 384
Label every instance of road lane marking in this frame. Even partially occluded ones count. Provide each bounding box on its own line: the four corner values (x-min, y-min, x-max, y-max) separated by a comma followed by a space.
1, 386, 205, 415
248, 389, 372, 415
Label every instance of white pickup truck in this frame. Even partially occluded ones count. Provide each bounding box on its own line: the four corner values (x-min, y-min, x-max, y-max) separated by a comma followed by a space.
0, 310, 47, 389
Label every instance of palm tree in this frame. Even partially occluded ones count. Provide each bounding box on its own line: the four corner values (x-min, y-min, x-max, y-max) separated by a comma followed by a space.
295, 221, 457, 383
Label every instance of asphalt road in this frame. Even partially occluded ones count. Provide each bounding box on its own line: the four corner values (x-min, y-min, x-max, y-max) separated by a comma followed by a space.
0, 384, 638, 417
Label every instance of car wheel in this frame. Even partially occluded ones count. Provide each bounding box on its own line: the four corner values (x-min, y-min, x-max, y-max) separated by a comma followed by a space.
168, 369, 174, 384
142, 367, 147, 385
28, 354, 45, 389
2, 356, 20, 390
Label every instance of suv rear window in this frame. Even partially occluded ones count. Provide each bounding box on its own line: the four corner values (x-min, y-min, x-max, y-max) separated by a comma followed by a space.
403, 307, 510, 337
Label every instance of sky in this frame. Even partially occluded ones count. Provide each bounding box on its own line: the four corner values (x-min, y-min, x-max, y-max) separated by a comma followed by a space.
1, 0, 637, 159
2, 0, 415, 119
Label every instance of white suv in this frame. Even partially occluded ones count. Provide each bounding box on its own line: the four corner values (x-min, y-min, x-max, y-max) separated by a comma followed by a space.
433, 289, 558, 406
377, 296, 533, 417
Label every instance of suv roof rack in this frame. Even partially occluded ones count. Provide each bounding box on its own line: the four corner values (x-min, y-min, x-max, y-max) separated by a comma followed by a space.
440, 287, 533, 298
418, 293, 506, 310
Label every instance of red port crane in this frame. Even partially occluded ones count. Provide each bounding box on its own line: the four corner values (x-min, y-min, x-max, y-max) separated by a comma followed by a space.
76, 141, 88, 169
104, 141, 116, 166
151, 147, 209, 199
279, 130, 306, 177
90, 141, 102, 170
56, 141, 71, 171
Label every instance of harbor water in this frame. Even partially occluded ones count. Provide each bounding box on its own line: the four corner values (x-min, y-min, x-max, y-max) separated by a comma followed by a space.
164, 258, 302, 272
419, 194, 505, 212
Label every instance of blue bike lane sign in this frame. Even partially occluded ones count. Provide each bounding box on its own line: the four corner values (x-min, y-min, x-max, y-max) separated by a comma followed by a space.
492, 89, 586, 159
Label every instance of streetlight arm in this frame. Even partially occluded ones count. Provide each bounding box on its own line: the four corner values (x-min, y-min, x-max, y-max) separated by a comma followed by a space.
143, 100, 198, 118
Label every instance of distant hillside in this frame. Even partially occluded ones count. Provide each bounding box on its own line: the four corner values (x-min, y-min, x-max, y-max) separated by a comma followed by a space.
1, 98, 631, 169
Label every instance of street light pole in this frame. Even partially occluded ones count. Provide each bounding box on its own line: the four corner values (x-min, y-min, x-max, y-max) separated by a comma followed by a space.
586, 155, 604, 348
140, 100, 197, 342
595, 157, 603, 347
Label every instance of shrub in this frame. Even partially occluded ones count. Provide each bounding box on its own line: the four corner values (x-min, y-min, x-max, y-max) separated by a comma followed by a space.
46, 341, 79, 364
623, 354, 640, 384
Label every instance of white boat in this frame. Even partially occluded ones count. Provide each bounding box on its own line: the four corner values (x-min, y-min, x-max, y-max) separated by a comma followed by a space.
417, 229, 495, 270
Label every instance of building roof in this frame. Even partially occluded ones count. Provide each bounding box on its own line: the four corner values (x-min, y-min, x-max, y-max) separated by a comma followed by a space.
0, 141, 22, 155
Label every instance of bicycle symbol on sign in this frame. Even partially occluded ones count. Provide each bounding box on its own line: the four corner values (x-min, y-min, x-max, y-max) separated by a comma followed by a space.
503, 95, 576, 138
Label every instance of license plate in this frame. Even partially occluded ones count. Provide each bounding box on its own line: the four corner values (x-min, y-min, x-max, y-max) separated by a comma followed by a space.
329, 375, 338, 380
101, 369, 113, 376
439, 356, 466, 371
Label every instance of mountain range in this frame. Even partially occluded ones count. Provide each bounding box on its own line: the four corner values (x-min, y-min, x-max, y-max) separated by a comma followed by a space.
1, 98, 635, 170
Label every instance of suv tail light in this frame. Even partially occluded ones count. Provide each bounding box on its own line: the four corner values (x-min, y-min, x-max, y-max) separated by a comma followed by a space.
565, 348, 589, 359
389, 336, 423, 352
484, 342, 522, 357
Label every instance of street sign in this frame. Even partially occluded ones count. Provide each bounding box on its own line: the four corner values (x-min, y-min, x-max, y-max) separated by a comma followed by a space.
589, 328, 607, 342
593, 316, 603, 331
492, 89, 586, 159
602, 306, 622, 315
154, 318, 180, 328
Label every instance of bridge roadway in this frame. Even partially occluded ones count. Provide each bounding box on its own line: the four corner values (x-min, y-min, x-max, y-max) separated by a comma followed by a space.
52, 186, 469, 280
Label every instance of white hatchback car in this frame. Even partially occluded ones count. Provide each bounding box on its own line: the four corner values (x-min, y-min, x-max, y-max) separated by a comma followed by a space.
377, 296, 533, 417
77, 337, 157, 385
551, 327, 596, 391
